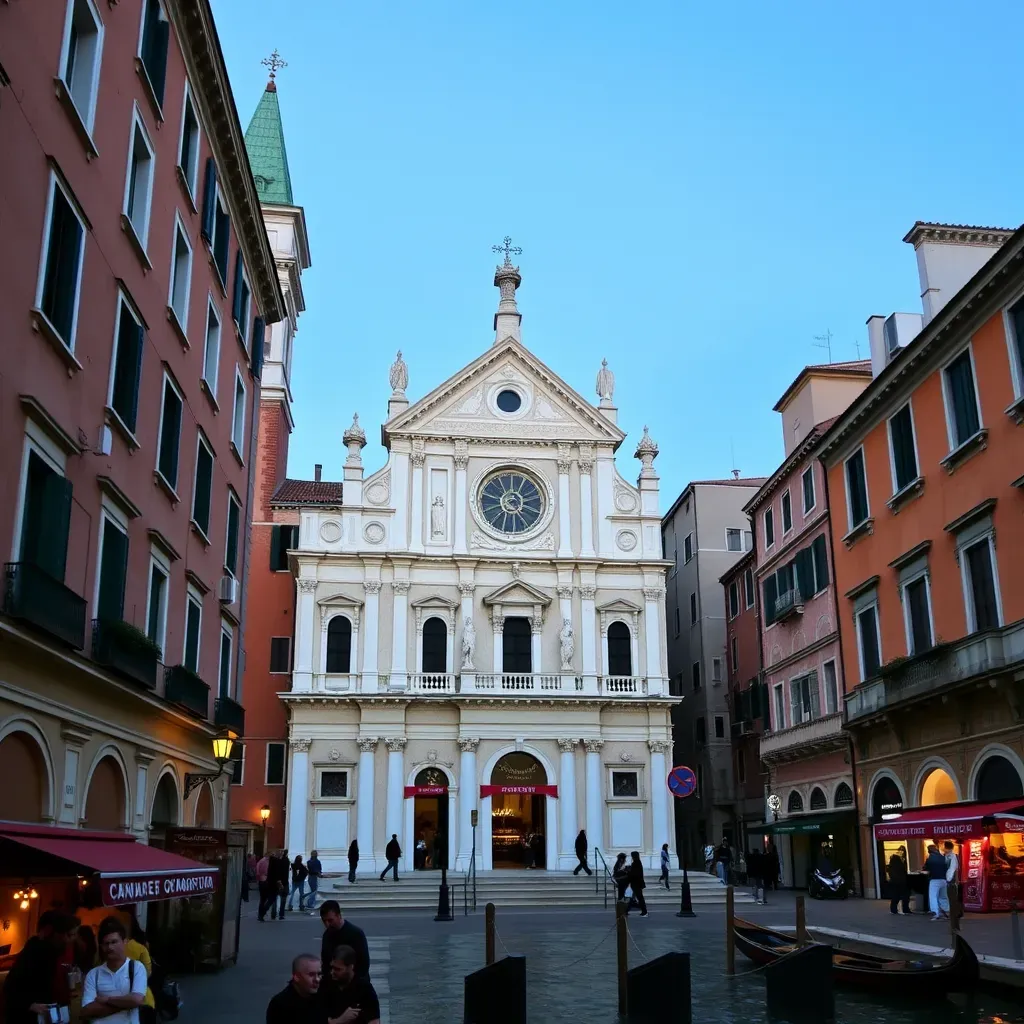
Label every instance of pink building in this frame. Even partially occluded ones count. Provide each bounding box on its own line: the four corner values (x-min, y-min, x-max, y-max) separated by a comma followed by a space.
743, 363, 870, 889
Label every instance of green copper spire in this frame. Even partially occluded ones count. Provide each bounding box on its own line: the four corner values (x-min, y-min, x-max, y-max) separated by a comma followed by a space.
244, 52, 294, 206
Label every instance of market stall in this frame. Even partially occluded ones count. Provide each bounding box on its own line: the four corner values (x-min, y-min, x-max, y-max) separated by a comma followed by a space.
872, 798, 1024, 912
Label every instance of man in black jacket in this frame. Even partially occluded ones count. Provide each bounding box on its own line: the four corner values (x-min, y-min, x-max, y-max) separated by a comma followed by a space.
379, 834, 401, 882
573, 830, 592, 875
322, 945, 381, 1024
265, 953, 325, 1024
319, 901, 370, 982
4, 911, 80, 1024
268, 849, 290, 919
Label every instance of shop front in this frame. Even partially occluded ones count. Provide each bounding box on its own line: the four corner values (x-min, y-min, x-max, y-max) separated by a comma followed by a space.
750, 810, 859, 890
405, 768, 451, 870
483, 753, 556, 869
873, 798, 1024, 912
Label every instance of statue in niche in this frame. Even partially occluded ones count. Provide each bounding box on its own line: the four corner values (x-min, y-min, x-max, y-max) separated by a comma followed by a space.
461, 616, 476, 670
431, 495, 445, 537
559, 618, 575, 671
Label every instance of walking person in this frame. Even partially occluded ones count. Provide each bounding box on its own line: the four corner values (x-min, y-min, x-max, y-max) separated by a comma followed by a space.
265, 953, 323, 1024
715, 837, 732, 885
256, 849, 273, 921
319, 901, 370, 981
767, 843, 781, 890
748, 848, 763, 903
269, 849, 290, 919
612, 852, 629, 902
925, 843, 948, 920
323, 945, 382, 1024
81, 917, 147, 1023
347, 840, 359, 884
659, 843, 671, 889
944, 841, 960, 920
888, 849, 911, 915
573, 830, 593, 876
379, 834, 401, 882
703, 843, 715, 875
287, 854, 309, 911
306, 849, 323, 911
624, 851, 648, 918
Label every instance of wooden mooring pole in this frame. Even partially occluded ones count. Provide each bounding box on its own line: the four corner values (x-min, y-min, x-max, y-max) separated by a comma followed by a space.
725, 884, 735, 977
795, 894, 807, 946
616, 899, 629, 1015
485, 902, 495, 966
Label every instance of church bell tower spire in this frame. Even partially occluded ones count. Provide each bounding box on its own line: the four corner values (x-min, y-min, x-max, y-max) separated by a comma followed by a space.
492, 236, 523, 344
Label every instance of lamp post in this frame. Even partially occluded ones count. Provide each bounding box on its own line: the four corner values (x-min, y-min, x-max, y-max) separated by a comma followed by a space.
260, 804, 271, 855
184, 730, 236, 798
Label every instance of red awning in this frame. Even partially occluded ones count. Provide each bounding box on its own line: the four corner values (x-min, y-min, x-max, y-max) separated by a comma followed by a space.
872, 799, 1024, 841
0, 822, 219, 906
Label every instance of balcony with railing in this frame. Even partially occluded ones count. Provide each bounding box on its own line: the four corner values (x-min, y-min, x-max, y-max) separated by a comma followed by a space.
408, 672, 456, 693
301, 672, 668, 698
773, 588, 804, 622
599, 676, 647, 695
845, 618, 1024, 724
164, 665, 210, 719
759, 711, 844, 762
3, 562, 87, 650
91, 619, 159, 689
215, 695, 246, 735
474, 673, 564, 692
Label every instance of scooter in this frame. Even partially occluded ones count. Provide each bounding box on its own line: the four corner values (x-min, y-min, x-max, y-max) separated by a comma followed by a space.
809, 867, 848, 899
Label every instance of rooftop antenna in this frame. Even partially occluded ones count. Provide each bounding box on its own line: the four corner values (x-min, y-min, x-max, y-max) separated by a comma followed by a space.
854, 338, 862, 359
813, 329, 834, 363
730, 439, 740, 480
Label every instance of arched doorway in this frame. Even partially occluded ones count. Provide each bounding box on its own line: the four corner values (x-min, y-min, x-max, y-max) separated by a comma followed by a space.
151, 772, 179, 828
84, 755, 126, 831
975, 755, 1024, 801
489, 752, 548, 868
0, 730, 48, 822
194, 781, 215, 827
607, 622, 632, 676
920, 767, 958, 806
871, 774, 906, 899
422, 618, 447, 675
411, 767, 449, 869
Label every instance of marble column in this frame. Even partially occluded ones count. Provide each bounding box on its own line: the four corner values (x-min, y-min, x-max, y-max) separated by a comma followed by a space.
293, 578, 318, 692
578, 444, 595, 558
558, 738, 578, 866
409, 443, 425, 553
580, 585, 597, 694
453, 440, 469, 556
362, 581, 381, 692
390, 580, 410, 690
356, 737, 378, 866
585, 739, 605, 855
457, 737, 479, 869
643, 587, 665, 695
649, 740, 671, 865
531, 614, 543, 675
491, 612, 503, 674
556, 444, 573, 558
384, 737, 406, 849
286, 738, 311, 856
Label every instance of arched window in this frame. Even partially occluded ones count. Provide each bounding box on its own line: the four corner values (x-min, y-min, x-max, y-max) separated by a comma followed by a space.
607, 621, 632, 676
326, 616, 352, 674
809, 787, 827, 810
84, 755, 126, 831
834, 782, 854, 807
920, 767, 957, 806
422, 617, 447, 674
787, 790, 804, 813
976, 755, 1024, 801
0, 731, 48, 823
502, 617, 532, 674
151, 773, 179, 827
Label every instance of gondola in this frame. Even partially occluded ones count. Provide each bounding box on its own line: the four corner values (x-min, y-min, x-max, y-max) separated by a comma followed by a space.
733, 918, 979, 998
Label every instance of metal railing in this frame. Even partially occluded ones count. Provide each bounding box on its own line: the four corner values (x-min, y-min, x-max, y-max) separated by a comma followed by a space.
4, 561, 87, 650
164, 665, 210, 719
463, 848, 477, 916
215, 695, 246, 734
774, 588, 804, 620
594, 847, 615, 909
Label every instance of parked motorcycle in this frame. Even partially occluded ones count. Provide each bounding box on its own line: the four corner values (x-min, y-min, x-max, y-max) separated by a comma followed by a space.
809, 867, 848, 899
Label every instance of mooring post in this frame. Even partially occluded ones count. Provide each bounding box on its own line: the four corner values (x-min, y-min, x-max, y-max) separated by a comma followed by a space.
485, 902, 495, 966
1012, 901, 1023, 961
725, 884, 735, 977
616, 899, 629, 1015
795, 894, 807, 946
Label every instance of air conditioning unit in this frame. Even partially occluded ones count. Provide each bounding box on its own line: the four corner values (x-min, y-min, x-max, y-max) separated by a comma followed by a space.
218, 575, 238, 604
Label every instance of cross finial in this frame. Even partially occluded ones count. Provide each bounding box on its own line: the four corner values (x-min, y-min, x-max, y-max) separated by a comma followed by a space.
262, 49, 287, 81
492, 235, 522, 266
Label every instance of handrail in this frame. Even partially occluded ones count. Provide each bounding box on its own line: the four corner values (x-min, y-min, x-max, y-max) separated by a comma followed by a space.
593, 847, 614, 909
463, 849, 477, 916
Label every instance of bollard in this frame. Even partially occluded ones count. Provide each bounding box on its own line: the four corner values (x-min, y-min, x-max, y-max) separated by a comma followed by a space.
795, 894, 807, 946
485, 902, 496, 966
1012, 901, 1023, 961
765, 942, 834, 1022
627, 952, 691, 1024
434, 864, 454, 922
725, 884, 735, 977
676, 876, 696, 918
616, 899, 629, 1015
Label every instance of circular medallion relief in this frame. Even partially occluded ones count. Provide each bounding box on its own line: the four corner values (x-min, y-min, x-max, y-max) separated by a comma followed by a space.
614, 488, 639, 513
319, 520, 342, 544
364, 522, 386, 545
616, 529, 638, 552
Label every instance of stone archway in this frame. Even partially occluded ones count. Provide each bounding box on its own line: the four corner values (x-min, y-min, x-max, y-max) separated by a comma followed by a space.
194, 781, 215, 828
919, 766, 958, 806
0, 728, 50, 822
975, 754, 1024, 801
151, 771, 179, 828
84, 754, 128, 831
489, 752, 549, 869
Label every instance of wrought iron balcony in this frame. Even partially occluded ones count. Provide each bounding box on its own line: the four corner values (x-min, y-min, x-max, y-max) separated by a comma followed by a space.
844, 618, 1024, 724
215, 695, 246, 735
92, 619, 159, 689
773, 588, 804, 622
164, 665, 210, 719
4, 562, 87, 650
759, 711, 844, 763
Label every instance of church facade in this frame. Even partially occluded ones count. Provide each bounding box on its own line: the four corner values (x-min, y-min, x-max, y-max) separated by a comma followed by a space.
282, 253, 677, 872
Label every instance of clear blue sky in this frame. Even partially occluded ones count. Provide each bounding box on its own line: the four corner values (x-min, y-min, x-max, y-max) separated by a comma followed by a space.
211, 0, 1024, 502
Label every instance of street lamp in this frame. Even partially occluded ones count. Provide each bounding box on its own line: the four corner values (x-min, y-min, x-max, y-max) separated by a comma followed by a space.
184, 730, 237, 797
260, 804, 271, 855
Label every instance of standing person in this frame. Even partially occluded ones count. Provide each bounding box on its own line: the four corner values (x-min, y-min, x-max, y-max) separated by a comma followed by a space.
747, 848, 762, 902
3, 911, 80, 1024
319, 901, 370, 982
573, 830, 593, 876
703, 843, 715, 875
944, 841, 960, 919
80, 917, 147, 1023
715, 838, 732, 885
269, 849, 290, 919
925, 843, 948, 920
625, 851, 648, 918
659, 843, 671, 889
265, 954, 324, 1024
124, 917, 156, 1023
612, 853, 629, 902
347, 841, 359, 884
767, 843, 781, 890
288, 854, 309, 911
74, 923, 98, 975
888, 850, 911, 915
322, 945, 382, 1024
379, 834, 401, 882
307, 849, 323, 911
257, 849, 273, 921
754, 847, 769, 905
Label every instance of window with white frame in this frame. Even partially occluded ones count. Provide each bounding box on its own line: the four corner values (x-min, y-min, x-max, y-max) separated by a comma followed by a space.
823, 660, 838, 715
764, 505, 775, 548
168, 215, 192, 334
123, 107, 156, 249
145, 547, 170, 656
17, 441, 73, 585
744, 567, 755, 608
231, 369, 246, 455
855, 598, 882, 681
156, 373, 183, 491
183, 586, 202, 672
728, 581, 739, 619
177, 82, 201, 201
202, 298, 221, 396
712, 657, 722, 683
942, 348, 982, 450
962, 535, 1001, 633
137, 0, 170, 107
726, 528, 742, 552
790, 670, 819, 724
901, 571, 933, 655
802, 465, 815, 514
265, 742, 286, 786
844, 448, 870, 530
59, 0, 104, 135
888, 403, 919, 494
772, 683, 785, 731
107, 291, 145, 436
35, 172, 87, 351
224, 490, 241, 578
218, 620, 234, 697
683, 533, 693, 562
192, 432, 214, 537
781, 489, 793, 533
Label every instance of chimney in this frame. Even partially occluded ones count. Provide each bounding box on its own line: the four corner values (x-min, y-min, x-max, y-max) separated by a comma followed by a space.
314, 464, 322, 483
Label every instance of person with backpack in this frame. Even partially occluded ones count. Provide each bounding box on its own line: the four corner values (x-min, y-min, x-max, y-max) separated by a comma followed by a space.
287, 854, 309, 911
80, 918, 147, 1023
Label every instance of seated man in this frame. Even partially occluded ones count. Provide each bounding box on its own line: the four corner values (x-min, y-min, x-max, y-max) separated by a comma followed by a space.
322, 946, 381, 1024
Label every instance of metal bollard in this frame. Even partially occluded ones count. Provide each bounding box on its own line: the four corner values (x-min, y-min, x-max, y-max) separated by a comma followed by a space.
1012, 902, 1023, 961
485, 902, 496, 965
726, 884, 735, 976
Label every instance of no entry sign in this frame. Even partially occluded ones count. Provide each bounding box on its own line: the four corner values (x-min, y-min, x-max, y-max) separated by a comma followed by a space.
667, 765, 697, 799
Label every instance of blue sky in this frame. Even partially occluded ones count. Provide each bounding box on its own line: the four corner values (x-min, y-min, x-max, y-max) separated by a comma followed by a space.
211, 0, 1024, 502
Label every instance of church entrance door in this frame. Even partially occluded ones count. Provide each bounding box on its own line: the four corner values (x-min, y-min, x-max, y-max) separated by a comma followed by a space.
489, 753, 549, 869
411, 768, 449, 870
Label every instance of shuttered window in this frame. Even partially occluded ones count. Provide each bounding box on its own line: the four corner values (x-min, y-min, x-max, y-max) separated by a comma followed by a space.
845, 449, 869, 528
157, 376, 183, 488
889, 404, 919, 492
110, 296, 144, 433
20, 452, 73, 582
763, 574, 778, 626
97, 516, 129, 623
270, 524, 299, 571
812, 535, 829, 591
139, 0, 169, 106
192, 436, 214, 536
944, 350, 981, 447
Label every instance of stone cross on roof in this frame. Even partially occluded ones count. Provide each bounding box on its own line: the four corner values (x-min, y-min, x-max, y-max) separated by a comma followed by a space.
492, 236, 522, 267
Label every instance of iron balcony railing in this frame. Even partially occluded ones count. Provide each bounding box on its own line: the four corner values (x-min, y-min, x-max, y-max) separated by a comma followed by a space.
164, 665, 211, 719
92, 619, 159, 689
3, 562, 87, 650
774, 588, 804, 621
215, 695, 246, 735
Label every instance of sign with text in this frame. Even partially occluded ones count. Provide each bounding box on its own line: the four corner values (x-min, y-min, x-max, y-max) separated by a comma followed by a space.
404, 785, 448, 798
480, 784, 558, 798
874, 815, 1024, 840
101, 870, 217, 906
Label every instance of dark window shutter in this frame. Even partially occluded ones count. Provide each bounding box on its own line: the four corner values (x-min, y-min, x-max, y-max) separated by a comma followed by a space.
1011, 299, 1024, 382
270, 525, 282, 570
112, 309, 144, 432
42, 192, 84, 342
763, 575, 778, 626
97, 521, 128, 622
158, 385, 182, 485
266, 743, 285, 785
232, 251, 244, 325
42, 472, 74, 583
270, 637, 291, 673
127, 320, 144, 431
226, 499, 239, 574
251, 317, 265, 376
812, 535, 829, 590
947, 353, 980, 445
149, 17, 169, 105
193, 443, 213, 533
201, 157, 217, 243
184, 600, 201, 671
794, 548, 814, 598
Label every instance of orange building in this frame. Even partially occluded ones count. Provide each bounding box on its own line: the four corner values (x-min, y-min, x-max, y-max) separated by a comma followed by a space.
820, 222, 1024, 908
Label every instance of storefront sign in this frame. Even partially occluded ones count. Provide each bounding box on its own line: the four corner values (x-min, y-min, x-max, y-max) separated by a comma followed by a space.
404, 785, 448, 797
961, 838, 987, 912
874, 816, 1024, 840
101, 870, 217, 906
481, 784, 558, 798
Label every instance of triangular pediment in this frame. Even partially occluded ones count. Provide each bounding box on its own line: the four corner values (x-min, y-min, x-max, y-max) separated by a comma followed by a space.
410, 595, 458, 611
382, 338, 625, 448
481, 579, 552, 607
596, 598, 643, 614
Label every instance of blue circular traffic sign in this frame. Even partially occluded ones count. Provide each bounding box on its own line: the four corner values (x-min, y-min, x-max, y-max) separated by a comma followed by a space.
668, 765, 697, 799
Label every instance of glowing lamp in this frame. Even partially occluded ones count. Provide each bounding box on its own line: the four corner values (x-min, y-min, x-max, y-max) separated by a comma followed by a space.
260, 805, 271, 824
212, 731, 235, 765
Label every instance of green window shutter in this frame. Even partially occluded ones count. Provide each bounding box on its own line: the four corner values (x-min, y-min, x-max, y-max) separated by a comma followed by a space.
41, 472, 74, 582
193, 443, 213, 534
232, 252, 244, 325
270, 525, 282, 571
158, 385, 182, 486
201, 158, 217, 243
763, 575, 778, 626
251, 317, 266, 377
812, 535, 829, 591
795, 548, 814, 598
97, 520, 128, 622
226, 499, 239, 574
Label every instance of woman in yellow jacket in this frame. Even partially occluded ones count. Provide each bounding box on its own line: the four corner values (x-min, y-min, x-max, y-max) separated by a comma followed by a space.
125, 917, 157, 1021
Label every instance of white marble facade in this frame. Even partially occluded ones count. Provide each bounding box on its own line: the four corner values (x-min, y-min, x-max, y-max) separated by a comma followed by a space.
283, 255, 677, 871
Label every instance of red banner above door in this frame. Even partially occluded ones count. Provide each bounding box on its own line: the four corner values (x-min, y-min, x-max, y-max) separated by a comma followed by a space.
481, 784, 558, 798
404, 785, 448, 797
